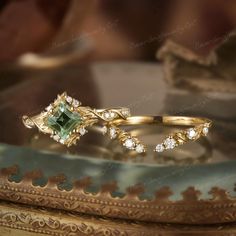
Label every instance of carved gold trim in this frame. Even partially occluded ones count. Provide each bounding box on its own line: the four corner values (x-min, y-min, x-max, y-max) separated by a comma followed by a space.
0, 166, 236, 224
1, 201, 236, 236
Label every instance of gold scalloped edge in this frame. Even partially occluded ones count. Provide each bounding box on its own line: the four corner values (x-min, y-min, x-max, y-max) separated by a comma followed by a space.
0, 165, 236, 224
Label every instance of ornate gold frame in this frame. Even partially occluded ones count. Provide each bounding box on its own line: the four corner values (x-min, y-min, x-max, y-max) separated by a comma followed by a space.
0, 165, 236, 225
1, 201, 236, 236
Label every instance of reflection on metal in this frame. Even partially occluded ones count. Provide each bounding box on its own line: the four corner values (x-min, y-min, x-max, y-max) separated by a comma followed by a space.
0, 165, 235, 224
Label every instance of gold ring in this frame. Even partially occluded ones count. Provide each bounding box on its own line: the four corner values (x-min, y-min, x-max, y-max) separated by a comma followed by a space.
103, 116, 212, 153
22, 92, 130, 147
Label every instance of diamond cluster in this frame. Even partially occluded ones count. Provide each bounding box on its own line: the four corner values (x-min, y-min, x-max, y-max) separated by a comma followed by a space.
123, 137, 145, 153
103, 111, 117, 121
155, 125, 210, 153
103, 126, 145, 153
66, 95, 81, 108
101, 108, 130, 121
155, 137, 176, 152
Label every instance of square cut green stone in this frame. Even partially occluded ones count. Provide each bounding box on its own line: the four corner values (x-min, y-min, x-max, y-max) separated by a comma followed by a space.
47, 102, 82, 141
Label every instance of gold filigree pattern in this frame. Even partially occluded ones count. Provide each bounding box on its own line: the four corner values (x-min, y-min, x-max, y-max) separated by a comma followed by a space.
0, 202, 236, 236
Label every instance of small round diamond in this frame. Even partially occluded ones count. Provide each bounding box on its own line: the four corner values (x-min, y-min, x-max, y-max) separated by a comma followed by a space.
202, 127, 209, 135
104, 112, 110, 119
124, 139, 135, 149
164, 137, 176, 149
59, 139, 65, 144
66, 96, 73, 104
79, 127, 87, 136
109, 127, 117, 139
72, 99, 80, 107
104, 111, 116, 120
122, 109, 130, 117
136, 144, 145, 153
46, 105, 53, 112
155, 144, 164, 152
110, 112, 116, 119
101, 126, 108, 135
53, 134, 60, 142
187, 128, 197, 140
124, 138, 135, 149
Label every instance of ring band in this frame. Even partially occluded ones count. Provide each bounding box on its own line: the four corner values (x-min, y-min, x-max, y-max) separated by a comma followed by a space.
22, 92, 130, 147
22, 94, 212, 155
103, 116, 212, 153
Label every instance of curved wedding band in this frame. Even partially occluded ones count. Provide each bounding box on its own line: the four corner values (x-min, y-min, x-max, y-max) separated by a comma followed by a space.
102, 116, 212, 153
22, 92, 130, 147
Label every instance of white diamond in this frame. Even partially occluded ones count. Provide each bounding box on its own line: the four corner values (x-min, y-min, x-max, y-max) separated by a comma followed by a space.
53, 134, 60, 141
122, 109, 130, 117
66, 96, 73, 103
46, 105, 52, 112
202, 127, 209, 135
72, 99, 80, 107
155, 144, 164, 152
187, 128, 197, 140
124, 139, 135, 149
164, 137, 176, 149
104, 111, 115, 120
104, 112, 110, 119
109, 128, 117, 139
136, 144, 145, 153
59, 139, 65, 144
110, 112, 116, 119
79, 127, 87, 136
102, 126, 108, 135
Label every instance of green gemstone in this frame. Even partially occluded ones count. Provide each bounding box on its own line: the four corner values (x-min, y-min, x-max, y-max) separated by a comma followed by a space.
47, 102, 82, 141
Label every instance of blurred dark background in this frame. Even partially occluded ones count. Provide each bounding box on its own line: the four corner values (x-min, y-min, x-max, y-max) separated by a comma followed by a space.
1, 0, 236, 63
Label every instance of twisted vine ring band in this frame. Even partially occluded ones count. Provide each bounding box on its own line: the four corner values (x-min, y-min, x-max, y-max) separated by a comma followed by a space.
102, 116, 212, 153
22, 92, 130, 147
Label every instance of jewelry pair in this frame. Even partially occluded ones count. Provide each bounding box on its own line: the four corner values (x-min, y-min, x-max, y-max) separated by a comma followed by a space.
23, 92, 212, 154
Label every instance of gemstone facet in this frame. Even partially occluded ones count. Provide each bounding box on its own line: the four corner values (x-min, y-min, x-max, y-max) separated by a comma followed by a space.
47, 102, 82, 142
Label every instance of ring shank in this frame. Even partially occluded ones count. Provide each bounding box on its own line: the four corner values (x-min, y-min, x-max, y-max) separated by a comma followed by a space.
112, 116, 212, 127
